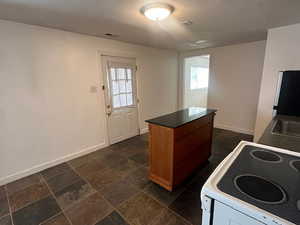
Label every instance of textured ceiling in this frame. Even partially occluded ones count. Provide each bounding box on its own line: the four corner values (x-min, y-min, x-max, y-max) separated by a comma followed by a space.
0, 0, 300, 50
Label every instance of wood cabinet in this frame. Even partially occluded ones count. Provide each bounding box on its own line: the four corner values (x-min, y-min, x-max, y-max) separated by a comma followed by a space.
147, 109, 216, 191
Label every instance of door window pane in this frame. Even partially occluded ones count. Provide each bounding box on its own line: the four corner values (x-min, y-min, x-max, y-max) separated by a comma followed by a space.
112, 81, 119, 95
117, 68, 126, 79
110, 68, 116, 80
126, 81, 132, 92
190, 67, 209, 89
113, 95, 120, 108
119, 80, 126, 93
110, 67, 134, 109
127, 94, 133, 105
127, 69, 132, 79
120, 94, 127, 107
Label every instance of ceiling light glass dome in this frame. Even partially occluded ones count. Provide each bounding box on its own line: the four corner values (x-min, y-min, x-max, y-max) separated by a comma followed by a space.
141, 3, 174, 21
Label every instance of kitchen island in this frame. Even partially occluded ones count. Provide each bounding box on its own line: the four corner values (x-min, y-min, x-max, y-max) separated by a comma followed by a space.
146, 107, 216, 191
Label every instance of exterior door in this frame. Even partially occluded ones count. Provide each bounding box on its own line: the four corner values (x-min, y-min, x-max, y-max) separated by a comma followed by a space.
102, 55, 139, 144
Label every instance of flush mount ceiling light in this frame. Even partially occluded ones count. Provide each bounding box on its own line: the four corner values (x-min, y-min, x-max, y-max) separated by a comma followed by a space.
141, 3, 174, 21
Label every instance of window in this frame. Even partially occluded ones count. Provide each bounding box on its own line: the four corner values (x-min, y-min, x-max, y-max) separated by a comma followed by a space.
110, 67, 134, 109
190, 66, 209, 89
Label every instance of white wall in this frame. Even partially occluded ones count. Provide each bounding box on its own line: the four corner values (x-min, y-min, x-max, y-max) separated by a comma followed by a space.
180, 41, 266, 135
183, 56, 209, 108
254, 23, 300, 141
0, 20, 178, 185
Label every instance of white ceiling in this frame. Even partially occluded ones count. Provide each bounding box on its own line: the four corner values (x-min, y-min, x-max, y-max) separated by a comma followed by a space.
1, 0, 300, 50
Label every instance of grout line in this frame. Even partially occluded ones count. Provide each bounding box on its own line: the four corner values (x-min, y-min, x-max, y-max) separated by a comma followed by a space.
88, 198, 116, 225
38, 211, 63, 225
5, 173, 43, 196
68, 163, 119, 225
147, 207, 167, 225
40, 175, 74, 225
41, 170, 99, 219
110, 191, 142, 225
41, 169, 98, 216
41, 169, 83, 192
9, 193, 52, 215
112, 205, 134, 225
140, 189, 193, 225
67, 162, 98, 194
85, 159, 157, 225
16, 170, 99, 217
4, 185, 15, 225
40, 163, 72, 181
4, 134, 196, 225
61, 191, 97, 213
7, 175, 53, 214
68, 156, 143, 225
6, 172, 108, 225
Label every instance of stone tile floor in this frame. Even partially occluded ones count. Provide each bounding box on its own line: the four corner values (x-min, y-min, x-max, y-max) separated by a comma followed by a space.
0, 128, 252, 225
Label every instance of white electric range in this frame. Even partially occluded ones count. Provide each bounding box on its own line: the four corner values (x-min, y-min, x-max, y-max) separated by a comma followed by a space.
201, 141, 300, 225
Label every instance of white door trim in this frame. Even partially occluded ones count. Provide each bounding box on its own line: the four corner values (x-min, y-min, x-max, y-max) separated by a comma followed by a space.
97, 50, 141, 146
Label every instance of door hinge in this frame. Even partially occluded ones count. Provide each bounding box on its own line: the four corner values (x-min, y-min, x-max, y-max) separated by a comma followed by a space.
135, 65, 138, 72
102, 85, 105, 90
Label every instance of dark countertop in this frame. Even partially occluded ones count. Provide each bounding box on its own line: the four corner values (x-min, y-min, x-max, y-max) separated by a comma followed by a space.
145, 107, 217, 128
259, 115, 300, 152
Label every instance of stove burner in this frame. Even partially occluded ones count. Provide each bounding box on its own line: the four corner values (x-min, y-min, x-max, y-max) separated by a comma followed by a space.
290, 160, 300, 172
234, 175, 286, 204
250, 150, 282, 163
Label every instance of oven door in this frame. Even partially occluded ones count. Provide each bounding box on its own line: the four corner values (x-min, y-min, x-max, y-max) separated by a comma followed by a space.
212, 201, 265, 225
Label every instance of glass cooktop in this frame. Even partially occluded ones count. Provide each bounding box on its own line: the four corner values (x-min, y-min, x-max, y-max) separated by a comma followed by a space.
218, 145, 300, 224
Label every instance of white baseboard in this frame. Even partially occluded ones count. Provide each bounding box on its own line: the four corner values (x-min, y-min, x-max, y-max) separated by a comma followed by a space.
140, 127, 149, 134
214, 123, 254, 135
0, 124, 251, 185
0, 142, 107, 186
